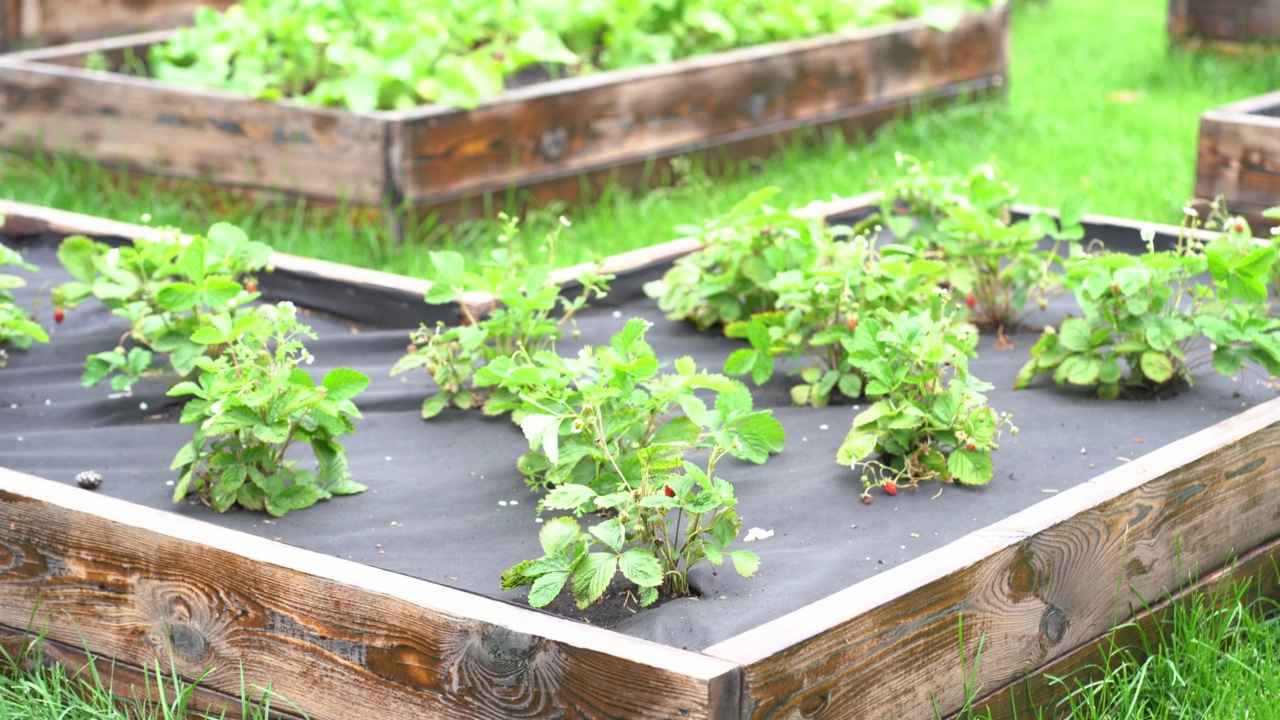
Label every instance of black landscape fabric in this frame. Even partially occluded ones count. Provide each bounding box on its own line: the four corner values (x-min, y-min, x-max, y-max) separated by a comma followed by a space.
1, 224, 1276, 652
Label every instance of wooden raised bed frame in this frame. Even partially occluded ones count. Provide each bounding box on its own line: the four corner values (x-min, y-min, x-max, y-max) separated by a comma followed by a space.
0, 8, 1007, 224
1195, 89, 1280, 236
3, 198, 1280, 720
0, 0, 233, 51
1168, 0, 1280, 48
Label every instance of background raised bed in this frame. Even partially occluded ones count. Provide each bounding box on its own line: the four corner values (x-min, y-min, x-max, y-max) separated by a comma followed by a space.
0, 0, 233, 51
2, 199, 1280, 719
1195, 88, 1280, 236
0, 7, 1008, 225
1168, 0, 1280, 47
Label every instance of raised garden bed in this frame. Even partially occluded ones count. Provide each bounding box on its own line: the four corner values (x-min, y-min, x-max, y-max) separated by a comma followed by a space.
0, 7, 1008, 224
0, 0, 232, 51
2, 197, 1280, 720
1196, 89, 1280, 236
1168, 0, 1280, 48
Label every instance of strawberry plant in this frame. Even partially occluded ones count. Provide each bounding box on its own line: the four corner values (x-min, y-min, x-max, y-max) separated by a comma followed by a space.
1015, 216, 1280, 399
474, 318, 785, 497
864, 154, 1087, 331
723, 234, 947, 406
391, 215, 610, 419
52, 223, 271, 392
494, 319, 771, 608
168, 301, 370, 516
644, 187, 833, 331
147, 0, 999, 112
0, 221, 50, 368
501, 447, 758, 609
836, 303, 1015, 496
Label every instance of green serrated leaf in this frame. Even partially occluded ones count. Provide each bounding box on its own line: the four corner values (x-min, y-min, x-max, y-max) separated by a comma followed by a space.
618, 549, 664, 588
527, 571, 569, 607
571, 553, 617, 609
946, 449, 994, 485
726, 550, 761, 578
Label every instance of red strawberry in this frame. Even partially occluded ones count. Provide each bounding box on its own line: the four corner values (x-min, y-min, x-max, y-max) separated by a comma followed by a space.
664, 485, 675, 498
53, 308, 65, 324
1234, 221, 1246, 233
883, 481, 898, 496
244, 279, 259, 293
966, 442, 976, 451
845, 316, 858, 330
965, 294, 976, 310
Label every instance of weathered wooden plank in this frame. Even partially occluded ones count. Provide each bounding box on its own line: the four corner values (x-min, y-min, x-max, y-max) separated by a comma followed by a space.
1195, 95, 1280, 235
403, 76, 1001, 223
1170, 0, 1280, 44
704, 398, 1280, 720
0, 7, 1007, 220
956, 536, 1280, 720
0, 468, 741, 720
391, 9, 1008, 205
0, 624, 306, 720
0, 54, 389, 204
1, 0, 232, 47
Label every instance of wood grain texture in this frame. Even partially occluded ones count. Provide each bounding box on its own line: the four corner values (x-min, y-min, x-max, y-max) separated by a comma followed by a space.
705, 398, 1280, 720
0, 52, 389, 204
2, 0, 232, 46
0, 624, 306, 720
399, 77, 1001, 223
957, 536, 1280, 720
390, 8, 1008, 205
0, 468, 741, 720
1195, 95, 1280, 235
1169, 0, 1280, 43
0, 8, 1005, 216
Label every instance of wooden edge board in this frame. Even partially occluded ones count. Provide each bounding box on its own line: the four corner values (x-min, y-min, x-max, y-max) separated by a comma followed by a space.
1205, 89, 1280, 116
381, 7, 1004, 122
700, 390, 1277, 664
395, 75, 1009, 207
0, 7, 1006, 123
953, 535, 1280, 720
7, 195, 1280, 718
0, 624, 306, 720
1200, 108, 1280, 132
0, 466, 742, 719
695, 394, 1280, 719
0, 53, 365, 122
0, 28, 177, 62
0, 198, 434, 301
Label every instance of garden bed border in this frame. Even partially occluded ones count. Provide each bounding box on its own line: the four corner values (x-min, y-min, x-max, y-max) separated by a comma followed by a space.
1, 198, 1280, 719
1195, 88, 1280, 237
1168, 0, 1280, 49
0, 7, 1008, 224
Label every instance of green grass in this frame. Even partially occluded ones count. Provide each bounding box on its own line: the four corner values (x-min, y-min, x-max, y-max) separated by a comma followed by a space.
0, 639, 303, 720
3, 0, 1279, 278
948, 575, 1280, 720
